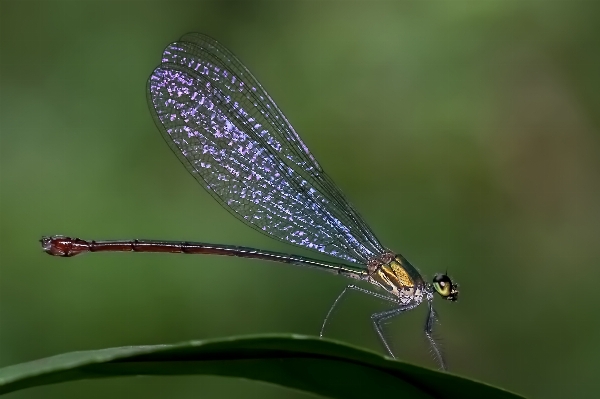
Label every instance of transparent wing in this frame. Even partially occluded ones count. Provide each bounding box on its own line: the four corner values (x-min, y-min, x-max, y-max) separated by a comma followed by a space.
147, 33, 386, 264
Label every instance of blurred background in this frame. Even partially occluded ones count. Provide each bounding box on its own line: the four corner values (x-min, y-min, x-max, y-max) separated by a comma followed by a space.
1, 1, 599, 398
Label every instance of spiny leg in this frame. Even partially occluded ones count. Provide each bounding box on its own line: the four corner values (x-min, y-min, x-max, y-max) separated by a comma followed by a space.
371, 303, 420, 358
320, 284, 397, 338
424, 301, 447, 371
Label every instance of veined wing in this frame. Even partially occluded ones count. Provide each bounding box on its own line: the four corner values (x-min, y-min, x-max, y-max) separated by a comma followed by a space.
176, 34, 385, 256
147, 33, 386, 264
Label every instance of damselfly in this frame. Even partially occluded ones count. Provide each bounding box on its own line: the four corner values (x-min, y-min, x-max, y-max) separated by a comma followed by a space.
41, 33, 459, 370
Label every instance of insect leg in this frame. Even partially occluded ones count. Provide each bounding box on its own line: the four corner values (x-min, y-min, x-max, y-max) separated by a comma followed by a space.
371, 303, 420, 358
320, 285, 397, 338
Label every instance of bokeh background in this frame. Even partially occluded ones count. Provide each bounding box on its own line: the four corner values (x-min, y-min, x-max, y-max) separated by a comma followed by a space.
1, 1, 599, 398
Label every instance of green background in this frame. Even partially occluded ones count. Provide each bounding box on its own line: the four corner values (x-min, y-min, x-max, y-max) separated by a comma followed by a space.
1, 1, 599, 398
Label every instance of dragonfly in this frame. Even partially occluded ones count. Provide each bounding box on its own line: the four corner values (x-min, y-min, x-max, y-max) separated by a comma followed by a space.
41, 33, 459, 370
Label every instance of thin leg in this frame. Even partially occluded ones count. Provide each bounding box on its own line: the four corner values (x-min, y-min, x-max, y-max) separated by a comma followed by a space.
371, 303, 420, 358
320, 285, 397, 338
424, 301, 447, 371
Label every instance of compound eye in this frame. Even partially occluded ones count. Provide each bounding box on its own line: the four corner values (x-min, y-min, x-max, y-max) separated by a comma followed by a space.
433, 274, 453, 298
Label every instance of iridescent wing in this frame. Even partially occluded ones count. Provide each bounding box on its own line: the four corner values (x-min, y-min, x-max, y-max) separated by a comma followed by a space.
147, 33, 386, 264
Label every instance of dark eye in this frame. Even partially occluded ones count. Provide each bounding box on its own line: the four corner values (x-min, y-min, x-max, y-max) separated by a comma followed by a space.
433, 274, 458, 301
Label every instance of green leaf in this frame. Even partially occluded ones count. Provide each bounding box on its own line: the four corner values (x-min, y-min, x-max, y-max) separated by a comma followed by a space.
0, 334, 524, 398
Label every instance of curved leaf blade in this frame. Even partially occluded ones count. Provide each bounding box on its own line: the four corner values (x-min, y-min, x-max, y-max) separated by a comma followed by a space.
0, 334, 524, 398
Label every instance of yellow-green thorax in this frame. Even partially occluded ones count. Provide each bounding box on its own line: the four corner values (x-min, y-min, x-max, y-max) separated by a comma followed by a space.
367, 253, 425, 304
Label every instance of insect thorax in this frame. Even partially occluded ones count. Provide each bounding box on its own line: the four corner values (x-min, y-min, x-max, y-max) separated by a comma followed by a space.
367, 253, 424, 305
